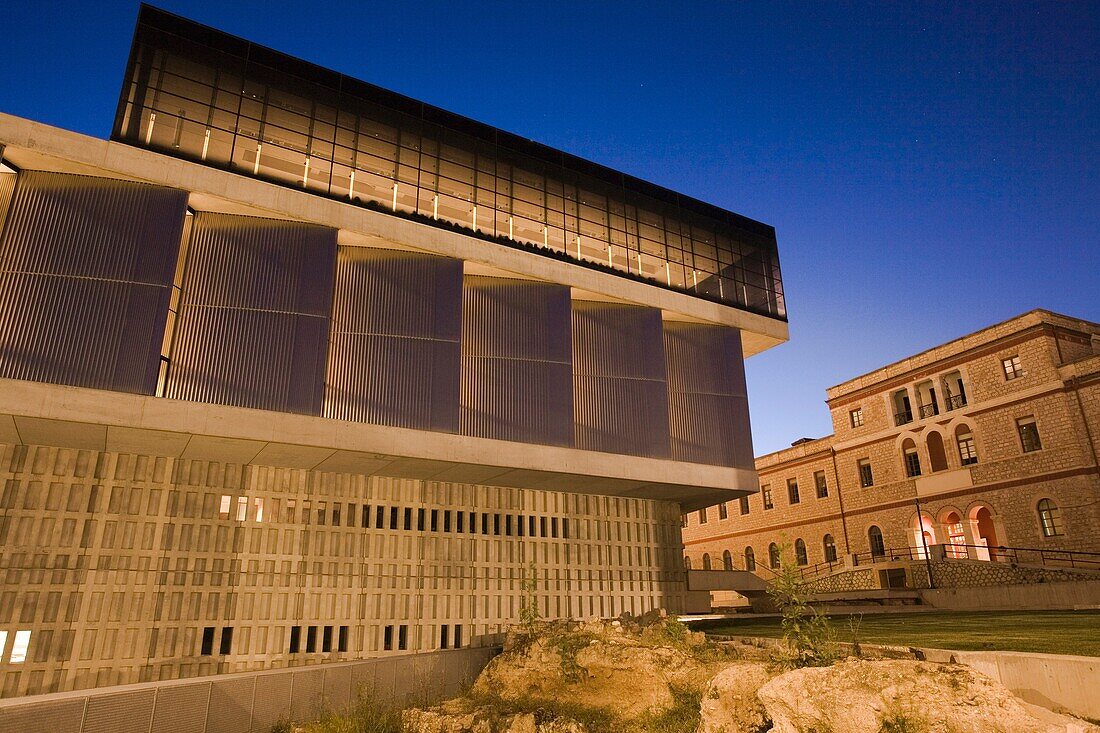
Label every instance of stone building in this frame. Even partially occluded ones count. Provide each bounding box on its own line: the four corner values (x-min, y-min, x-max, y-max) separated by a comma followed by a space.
0, 7, 786, 696
683, 309, 1100, 575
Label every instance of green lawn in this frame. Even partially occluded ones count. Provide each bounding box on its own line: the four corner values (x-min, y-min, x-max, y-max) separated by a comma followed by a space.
698, 610, 1100, 657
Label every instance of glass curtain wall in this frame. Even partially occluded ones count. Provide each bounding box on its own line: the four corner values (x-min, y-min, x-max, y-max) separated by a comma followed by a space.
114, 10, 785, 319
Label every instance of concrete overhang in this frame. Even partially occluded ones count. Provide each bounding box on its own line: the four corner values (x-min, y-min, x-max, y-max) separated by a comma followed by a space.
0, 379, 758, 511
0, 113, 788, 357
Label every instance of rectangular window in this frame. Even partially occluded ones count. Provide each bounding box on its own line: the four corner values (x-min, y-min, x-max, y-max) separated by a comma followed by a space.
316, 501, 327, 525
332, 504, 341, 526
762, 486, 773, 510
849, 408, 864, 427
551, 517, 559, 538
253, 497, 265, 522
389, 507, 398, 530
529, 516, 537, 536
454, 625, 463, 648
338, 625, 349, 652
1017, 417, 1042, 452
698, 508, 708, 524
739, 496, 750, 515
718, 502, 728, 520
398, 625, 408, 651
220, 627, 233, 655
1003, 355, 1023, 381
858, 459, 874, 487
814, 471, 828, 498
562, 518, 569, 539
958, 434, 978, 465
322, 625, 332, 653
787, 479, 800, 505
289, 625, 301, 653
306, 625, 317, 653
219, 495, 231, 519
904, 449, 922, 478
376, 506, 385, 528
383, 625, 393, 651
440, 624, 449, 649
494, 514, 502, 536
362, 504, 371, 528
404, 507, 412, 531
417, 508, 426, 531
431, 509, 439, 532
680, 514, 688, 528
200, 627, 215, 656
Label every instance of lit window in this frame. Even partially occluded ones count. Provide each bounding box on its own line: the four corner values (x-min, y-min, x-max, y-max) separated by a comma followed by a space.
957, 431, 978, 465
762, 486, 774, 510
787, 479, 800, 505
219, 495, 231, 519
253, 497, 264, 522
10, 630, 30, 664
1002, 355, 1023, 381
814, 471, 828, 498
858, 459, 874, 487
1037, 499, 1063, 537
1017, 417, 1042, 453
739, 496, 750, 515
0, 631, 7, 661
235, 496, 248, 522
849, 408, 864, 428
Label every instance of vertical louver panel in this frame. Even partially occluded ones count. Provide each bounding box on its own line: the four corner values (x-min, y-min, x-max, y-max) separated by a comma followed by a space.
0, 172, 16, 234
664, 323, 753, 468
572, 302, 671, 457
166, 212, 337, 415
460, 276, 573, 446
324, 248, 462, 431
0, 170, 187, 394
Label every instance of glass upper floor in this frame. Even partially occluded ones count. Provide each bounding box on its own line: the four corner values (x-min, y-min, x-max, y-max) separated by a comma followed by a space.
113, 5, 785, 320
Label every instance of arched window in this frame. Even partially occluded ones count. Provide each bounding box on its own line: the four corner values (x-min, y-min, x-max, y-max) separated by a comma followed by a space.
1037, 499, 1063, 537
823, 534, 838, 563
902, 438, 921, 477
722, 549, 733, 571
702, 553, 712, 570
869, 525, 886, 558
794, 538, 808, 566
956, 425, 978, 465
683, 556, 691, 570
768, 543, 781, 570
744, 547, 756, 572
927, 431, 948, 472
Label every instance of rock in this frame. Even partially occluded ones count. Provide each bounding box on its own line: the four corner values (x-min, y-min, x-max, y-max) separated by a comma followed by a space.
755, 659, 1098, 733
696, 663, 773, 733
537, 718, 586, 733
503, 713, 536, 733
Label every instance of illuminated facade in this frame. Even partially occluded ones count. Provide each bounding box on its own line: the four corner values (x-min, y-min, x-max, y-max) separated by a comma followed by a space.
0, 6, 785, 696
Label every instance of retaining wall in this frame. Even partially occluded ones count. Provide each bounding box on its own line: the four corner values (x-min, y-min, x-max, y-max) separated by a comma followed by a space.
0, 646, 498, 733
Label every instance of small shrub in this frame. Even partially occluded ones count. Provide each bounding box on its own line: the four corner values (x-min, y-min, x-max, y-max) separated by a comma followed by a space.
635, 685, 703, 733
272, 694, 404, 733
766, 546, 837, 669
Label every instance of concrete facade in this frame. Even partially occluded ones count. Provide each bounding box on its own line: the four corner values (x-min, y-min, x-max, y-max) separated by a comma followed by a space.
683, 310, 1100, 576
0, 7, 787, 699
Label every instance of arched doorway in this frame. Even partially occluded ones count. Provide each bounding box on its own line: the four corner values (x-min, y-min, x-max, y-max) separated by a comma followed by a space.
941, 510, 967, 558
927, 431, 948, 472
969, 505, 1001, 561
912, 513, 937, 559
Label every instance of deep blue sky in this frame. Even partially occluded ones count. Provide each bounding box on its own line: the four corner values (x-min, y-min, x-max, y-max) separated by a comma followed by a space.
2, 2, 1097, 455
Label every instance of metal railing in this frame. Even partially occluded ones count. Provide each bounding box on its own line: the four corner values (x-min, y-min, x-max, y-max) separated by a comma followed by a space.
852, 546, 921, 566
918, 403, 939, 419
894, 410, 914, 426
945, 394, 967, 410
954, 544, 1100, 570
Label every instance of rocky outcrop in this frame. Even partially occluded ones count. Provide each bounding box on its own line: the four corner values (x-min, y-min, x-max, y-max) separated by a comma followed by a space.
754, 659, 1097, 733
696, 663, 772, 733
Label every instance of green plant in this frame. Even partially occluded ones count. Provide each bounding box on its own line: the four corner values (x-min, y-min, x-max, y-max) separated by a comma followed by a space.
270, 692, 405, 733
766, 545, 837, 668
